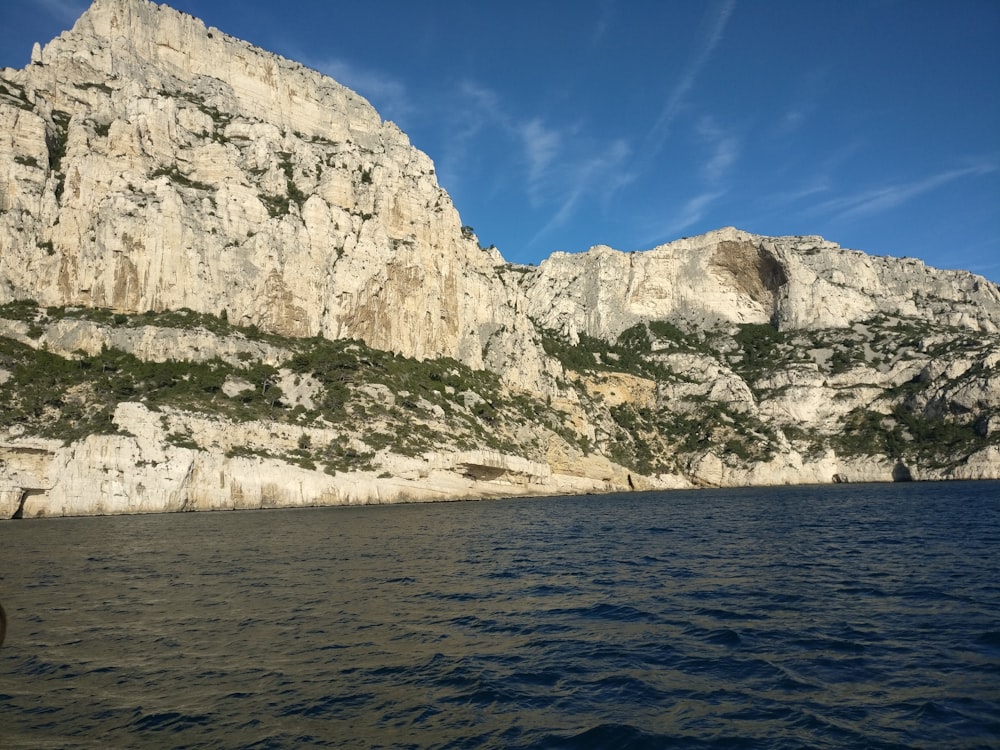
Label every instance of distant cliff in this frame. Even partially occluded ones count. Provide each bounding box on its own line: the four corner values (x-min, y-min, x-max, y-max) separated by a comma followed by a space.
1, 0, 997, 518
522, 228, 1000, 338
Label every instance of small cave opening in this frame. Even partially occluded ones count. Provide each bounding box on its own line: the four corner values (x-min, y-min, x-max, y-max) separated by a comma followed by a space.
891, 462, 914, 482
11, 488, 45, 519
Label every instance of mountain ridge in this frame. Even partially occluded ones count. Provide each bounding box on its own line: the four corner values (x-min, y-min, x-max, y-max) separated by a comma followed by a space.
1, 0, 998, 518
523, 226, 1000, 342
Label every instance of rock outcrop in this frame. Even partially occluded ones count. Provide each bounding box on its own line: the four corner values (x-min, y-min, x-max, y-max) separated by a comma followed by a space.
1, 0, 998, 519
520, 227, 1000, 342
0, 401, 616, 519
0, 0, 553, 390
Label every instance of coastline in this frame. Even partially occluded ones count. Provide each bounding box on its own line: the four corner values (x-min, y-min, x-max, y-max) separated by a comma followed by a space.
3, 405, 997, 519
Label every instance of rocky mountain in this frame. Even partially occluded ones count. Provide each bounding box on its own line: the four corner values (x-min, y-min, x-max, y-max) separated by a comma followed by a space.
0, 0, 552, 387
1, 0, 998, 518
523, 228, 1000, 338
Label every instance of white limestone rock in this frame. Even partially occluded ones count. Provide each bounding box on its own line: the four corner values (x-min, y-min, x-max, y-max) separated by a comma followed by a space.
0, 1, 997, 519
520, 228, 1000, 341
0, 402, 635, 518
0, 0, 552, 393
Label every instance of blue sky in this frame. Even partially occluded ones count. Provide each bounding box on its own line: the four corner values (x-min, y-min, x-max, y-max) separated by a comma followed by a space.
3, 1, 999, 282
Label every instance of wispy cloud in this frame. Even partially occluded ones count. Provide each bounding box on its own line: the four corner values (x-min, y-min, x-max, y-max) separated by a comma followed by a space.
306, 51, 639, 251
777, 108, 806, 135
643, 0, 736, 156
312, 58, 414, 124
762, 181, 829, 209
970, 257, 1000, 273
437, 79, 634, 247
774, 67, 829, 137
751, 139, 861, 220
646, 116, 739, 242
527, 139, 633, 247
945, 236, 1000, 276
697, 116, 739, 184
659, 189, 727, 238
818, 161, 997, 221
37, 0, 87, 24
451, 80, 506, 148
433, 80, 508, 193
457, 79, 502, 117
592, 0, 615, 44
519, 118, 562, 204
630, 0, 737, 244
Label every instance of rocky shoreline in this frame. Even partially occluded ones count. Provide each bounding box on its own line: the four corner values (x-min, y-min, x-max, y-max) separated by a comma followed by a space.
3, 399, 997, 519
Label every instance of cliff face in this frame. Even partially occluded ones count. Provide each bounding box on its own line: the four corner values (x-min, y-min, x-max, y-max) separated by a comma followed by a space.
1, 0, 998, 518
521, 227, 1000, 342
0, 0, 552, 387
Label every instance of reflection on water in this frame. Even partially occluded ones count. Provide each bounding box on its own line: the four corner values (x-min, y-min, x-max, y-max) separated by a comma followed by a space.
1, 482, 999, 748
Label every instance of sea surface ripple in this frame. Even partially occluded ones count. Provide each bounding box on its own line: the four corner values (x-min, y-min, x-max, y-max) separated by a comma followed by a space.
1, 481, 999, 748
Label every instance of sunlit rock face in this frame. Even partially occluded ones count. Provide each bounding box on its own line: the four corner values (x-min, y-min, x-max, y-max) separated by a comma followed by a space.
1, 1, 998, 519
0, 0, 553, 390
519, 227, 1000, 342
3, 1, 997, 387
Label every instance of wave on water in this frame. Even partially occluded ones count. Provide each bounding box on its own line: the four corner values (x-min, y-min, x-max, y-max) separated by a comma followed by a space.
1, 481, 998, 748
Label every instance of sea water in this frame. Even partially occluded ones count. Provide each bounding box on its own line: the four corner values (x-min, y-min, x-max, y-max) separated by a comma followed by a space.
1, 482, 998, 749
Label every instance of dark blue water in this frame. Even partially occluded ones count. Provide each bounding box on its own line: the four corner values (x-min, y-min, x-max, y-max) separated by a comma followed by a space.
1, 482, 999, 748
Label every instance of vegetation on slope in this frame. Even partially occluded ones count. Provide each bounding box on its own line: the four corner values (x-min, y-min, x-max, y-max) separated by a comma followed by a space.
533, 315, 998, 474
1, 300, 997, 478
0, 302, 560, 474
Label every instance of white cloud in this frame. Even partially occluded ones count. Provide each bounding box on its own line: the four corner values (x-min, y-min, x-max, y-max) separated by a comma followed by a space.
655, 189, 727, 240
432, 80, 509, 192
37, 0, 87, 24
774, 67, 829, 137
753, 139, 861, 219
527, 138, 633, 247
440, 78, 634, 243
313, 58, 414, 124
642, 117, 737, 245
819, 162, 997, 220
644, 0, 736, 155
297, 56, 639, 251
592, 0, 615, 44
777, 108, 805, 135
520, 118, 562, 204
457, 80, 503, 118
763, 181, 829, 208
697, 116, 739, 184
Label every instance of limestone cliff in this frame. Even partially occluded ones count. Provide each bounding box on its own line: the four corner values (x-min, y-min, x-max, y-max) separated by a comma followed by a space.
1, 0, 998, 519
0, 0, 552, 388
520, 227, 1000, 342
